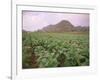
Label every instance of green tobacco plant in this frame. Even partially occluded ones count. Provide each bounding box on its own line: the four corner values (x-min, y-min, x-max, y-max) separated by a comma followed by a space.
22, 32, 89, 68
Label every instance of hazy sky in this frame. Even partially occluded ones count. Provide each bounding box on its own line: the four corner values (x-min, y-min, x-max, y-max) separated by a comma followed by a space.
22, 11, 89, 31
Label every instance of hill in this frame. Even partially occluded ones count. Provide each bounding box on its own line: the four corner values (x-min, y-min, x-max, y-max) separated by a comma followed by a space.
37, 20, 89, 32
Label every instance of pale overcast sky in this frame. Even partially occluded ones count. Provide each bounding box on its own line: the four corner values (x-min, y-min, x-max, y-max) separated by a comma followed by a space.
22, 11, 89, 31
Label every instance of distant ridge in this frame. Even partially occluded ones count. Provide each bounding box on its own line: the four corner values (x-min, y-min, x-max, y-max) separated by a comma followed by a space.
22, 30, 28, 32
37, 20, 89, 32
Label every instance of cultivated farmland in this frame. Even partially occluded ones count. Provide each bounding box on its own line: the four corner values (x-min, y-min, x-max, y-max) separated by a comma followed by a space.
22, 32, 89, 68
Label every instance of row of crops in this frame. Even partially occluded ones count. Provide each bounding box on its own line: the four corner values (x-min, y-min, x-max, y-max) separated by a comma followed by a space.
22, 32, 89, 68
